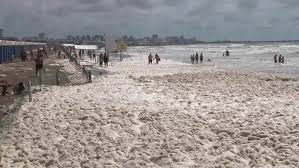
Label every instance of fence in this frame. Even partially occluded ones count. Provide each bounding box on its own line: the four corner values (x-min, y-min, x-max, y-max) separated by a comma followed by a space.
63, 48, 93, 83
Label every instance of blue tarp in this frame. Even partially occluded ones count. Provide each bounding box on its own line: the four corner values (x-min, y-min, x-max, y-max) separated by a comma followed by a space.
0, 46, 3, 64
0, 45, 25, 64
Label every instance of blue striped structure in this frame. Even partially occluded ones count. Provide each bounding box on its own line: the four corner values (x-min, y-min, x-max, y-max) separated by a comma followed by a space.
0, 45, 34, 64
0, 40, 46, 64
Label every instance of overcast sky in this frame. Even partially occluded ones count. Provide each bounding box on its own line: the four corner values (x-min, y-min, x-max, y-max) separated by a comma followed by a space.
0, 0, 299, 41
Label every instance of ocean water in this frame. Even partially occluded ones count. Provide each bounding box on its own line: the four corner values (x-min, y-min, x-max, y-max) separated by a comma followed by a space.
128, 43, 299, 78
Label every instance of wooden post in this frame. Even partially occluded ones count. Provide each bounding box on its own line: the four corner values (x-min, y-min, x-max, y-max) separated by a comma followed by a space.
83, 66, 85, 74
38, 70, 42, 91
88, 71, 92, 83
28, 81, 32, 102
56, 69, 60, 85
126, 51, 133, 61
120, 51, 122, 62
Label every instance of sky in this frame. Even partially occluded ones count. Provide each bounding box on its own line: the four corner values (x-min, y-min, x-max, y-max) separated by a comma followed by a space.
0, 0, 299, 41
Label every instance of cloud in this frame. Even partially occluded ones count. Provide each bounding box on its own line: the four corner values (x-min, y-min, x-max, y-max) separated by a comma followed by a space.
237, 0, 259, 11
115, 0, 154, 9
0, 0, 298, 40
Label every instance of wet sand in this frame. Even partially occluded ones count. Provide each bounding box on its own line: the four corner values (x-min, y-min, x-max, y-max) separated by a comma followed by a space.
0, 59, 298, 167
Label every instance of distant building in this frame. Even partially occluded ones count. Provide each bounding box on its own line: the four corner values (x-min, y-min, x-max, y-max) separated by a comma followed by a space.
151, 34, 159, 44
38, 32, 46, 41
0, 29, 3, 39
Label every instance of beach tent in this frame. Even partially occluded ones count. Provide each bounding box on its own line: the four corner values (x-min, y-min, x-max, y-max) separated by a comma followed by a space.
75, 45, 98, 50
0, 46, 3, 64
63, 44, 75, 47
0, 40, 45, 64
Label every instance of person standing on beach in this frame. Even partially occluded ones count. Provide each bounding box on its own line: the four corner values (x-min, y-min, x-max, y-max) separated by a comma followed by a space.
87, 50, 91, 60
30, 50, 34, 61
21, 50, 27, 62
148, 53, 153, 64
104, 52, 109, 67
99, 53, 104, 67
154, 54, 161, 64
282, 55, 285, 64
200, 53, 204, 63
274, 55, 278, 63
190, 55, 195, 64
35, 55, 44, 76
0, 80, 12, 96
79, 50, 82, 59
195, 53, 199, 64
93, 53, 96, 62
226, 50, 230, 56
278, 55, 282, 63
43, 48, 48, 58
58, 50, 61, 59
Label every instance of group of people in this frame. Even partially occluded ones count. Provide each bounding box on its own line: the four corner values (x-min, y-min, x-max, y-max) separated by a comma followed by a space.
0, 80, 25, 96
69, 48, 111, 68
87, 50, 109, 67
0, 47, 52, 96
87, 50, 96, 61
274, 54, 285, 64
78, 49, 85, 59
98, 52, 109, 67
190, 52, 204, 64
26, 48, 48, 62
148, 53, 161, 64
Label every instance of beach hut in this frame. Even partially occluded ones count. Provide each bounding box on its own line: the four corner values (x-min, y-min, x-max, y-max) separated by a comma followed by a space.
63, 44, 75, 47
75, 45, 98, 50
0, 40, 46, 64
0, 45, 3, 64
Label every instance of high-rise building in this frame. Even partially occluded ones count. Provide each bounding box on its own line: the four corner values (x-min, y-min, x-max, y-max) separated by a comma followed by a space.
151, 34, 158, 43
38, 32, 46, 41
0, 29, 3, 39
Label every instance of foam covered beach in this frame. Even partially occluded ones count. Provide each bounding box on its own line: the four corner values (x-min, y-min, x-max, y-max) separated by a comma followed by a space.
1, 59, 299, 167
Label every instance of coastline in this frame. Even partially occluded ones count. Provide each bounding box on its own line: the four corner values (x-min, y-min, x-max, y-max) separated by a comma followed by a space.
1, 58, 298, 167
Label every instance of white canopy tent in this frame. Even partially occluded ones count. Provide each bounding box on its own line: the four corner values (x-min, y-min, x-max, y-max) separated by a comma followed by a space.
75, 45, 98, 50
62, 44, 75, 47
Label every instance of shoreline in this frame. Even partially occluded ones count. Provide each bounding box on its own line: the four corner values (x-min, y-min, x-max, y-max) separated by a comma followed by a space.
162, 57, 299, 80
1, 58, 298, 167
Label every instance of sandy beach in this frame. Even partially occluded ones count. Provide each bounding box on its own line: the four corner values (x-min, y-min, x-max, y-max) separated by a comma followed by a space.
1, 59, 299, 167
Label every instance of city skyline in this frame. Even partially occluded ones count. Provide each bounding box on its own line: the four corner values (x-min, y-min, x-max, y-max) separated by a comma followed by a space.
1, 0, 299, 41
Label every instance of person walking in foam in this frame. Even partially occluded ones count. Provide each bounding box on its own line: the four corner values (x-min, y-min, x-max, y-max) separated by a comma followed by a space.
148, 53, 153, 64
154, 54, 161, 64
274, 54, 278, 63
200, 53, 204, 63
